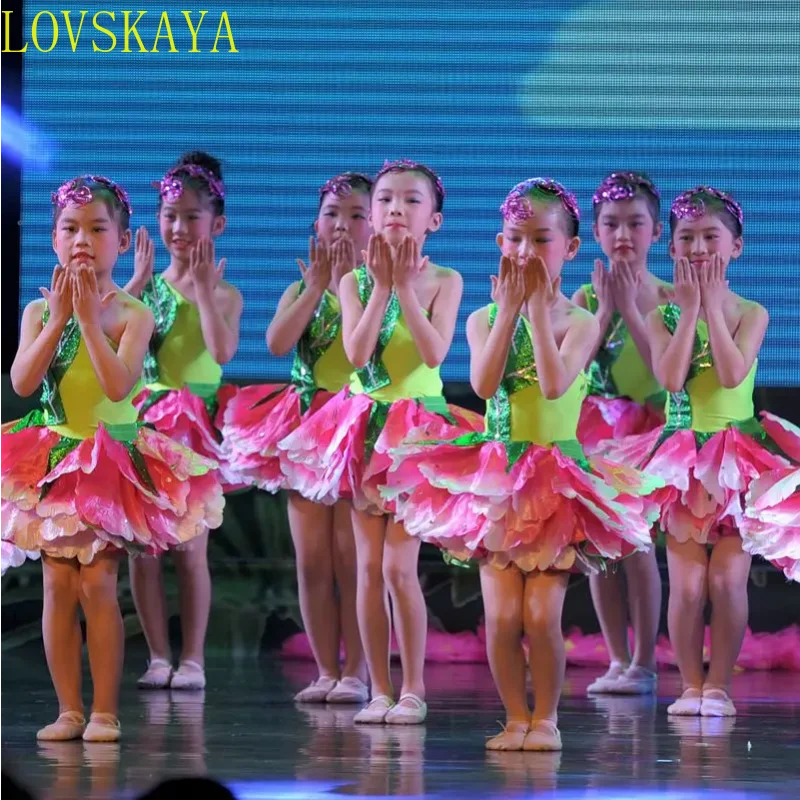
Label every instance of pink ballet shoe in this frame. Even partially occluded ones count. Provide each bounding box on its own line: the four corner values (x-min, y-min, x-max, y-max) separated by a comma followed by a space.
485, 720, 529, 751
667, 687, 702, 716
36, 711, 86, 741
586, 661, 628, 694
353, 695, 396, 724
384, 693, 427, 725
700, 687, 737, 717
522, 719, 562, 751
325, 676, 370, 704
611, 665, 658, 695
82, 713, 121, 742
294, 676, 337, 703
170, 660, 206, 691
137, 658, 173, 690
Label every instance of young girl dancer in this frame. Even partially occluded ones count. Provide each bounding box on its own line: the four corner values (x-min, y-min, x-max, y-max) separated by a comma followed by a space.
279, 159, 482, 724
221, 172, 372, 703
2, 176, 222, 741
574, 172, 669, 695
384, 178, 658, 750
124, 152, 243, 692
605, 186, 795, 716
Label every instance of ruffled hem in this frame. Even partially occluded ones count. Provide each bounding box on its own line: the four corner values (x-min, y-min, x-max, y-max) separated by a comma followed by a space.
135, 386, 245, 492
385, 435, 659, 573
1, 541, 39, 575
220, 383, 334, 493
278, 389, 483, 512
601, 421, 793, 545
2, 421, 224, 565
577, 396, 664, 455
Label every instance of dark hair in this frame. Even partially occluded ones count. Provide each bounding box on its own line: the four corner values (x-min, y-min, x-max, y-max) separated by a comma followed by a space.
373, 159, 445, 212
317, 172, 373, 209
525, 184, 579, 237
162, 150, 225, 215
669, 187, 743, 238
592, 171, 661, 225
52, 175, 132, 231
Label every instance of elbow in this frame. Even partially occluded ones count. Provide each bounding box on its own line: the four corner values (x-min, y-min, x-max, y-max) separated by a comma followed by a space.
266, 329, 291, 357
422, 353, 444, 369
212, 347, 235, 365
471, 378, 497, 401
541, 385, 564, 401
106, 386, 132, 403
344, 343, 370, 369
661, 377, 684, 394
718, 372, 745, 390
10, 374, 35, 398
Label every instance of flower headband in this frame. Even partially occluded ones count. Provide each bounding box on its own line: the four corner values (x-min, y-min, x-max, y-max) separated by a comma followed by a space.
592, 172, 660, 206
52, 175, 132, 216
671, 186, 743, 229
152, 164, 225, 204
500, 178, 580, 227
375, 159, 446, 206
319, 172, 372, 198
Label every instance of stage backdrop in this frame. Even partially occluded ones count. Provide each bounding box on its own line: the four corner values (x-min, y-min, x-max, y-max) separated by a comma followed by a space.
16, 1, 800, 385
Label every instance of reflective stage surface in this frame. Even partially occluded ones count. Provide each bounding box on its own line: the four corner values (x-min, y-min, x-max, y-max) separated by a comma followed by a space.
3, 642, 799, 799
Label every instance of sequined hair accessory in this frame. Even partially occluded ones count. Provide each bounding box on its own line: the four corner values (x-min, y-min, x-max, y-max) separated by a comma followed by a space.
52, 175, 132, 216
375, 159, 446, 204
592, 172, 660, 206
500, 177, 580, 226
319, 172, 371, 198
671, 186, 743, 228
152, 164, 225, 203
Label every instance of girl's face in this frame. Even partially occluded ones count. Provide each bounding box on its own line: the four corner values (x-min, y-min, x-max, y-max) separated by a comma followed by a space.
593, 197, 661, 267
669, 213, 743, 272
314, 189, 372, 257
496, 201, 580, 281
52, 199, 130, 275
370, 170, 442, 247
158, 188, 225, 261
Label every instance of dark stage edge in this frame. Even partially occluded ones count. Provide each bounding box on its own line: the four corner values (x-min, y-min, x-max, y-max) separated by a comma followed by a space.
2, 641, 799, 799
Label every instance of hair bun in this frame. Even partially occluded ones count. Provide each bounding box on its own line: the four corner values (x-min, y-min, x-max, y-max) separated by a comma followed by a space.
177, 151, 223, 180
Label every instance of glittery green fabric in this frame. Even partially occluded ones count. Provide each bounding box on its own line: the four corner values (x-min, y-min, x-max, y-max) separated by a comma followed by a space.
291, 281, 342, 413
39, 306, 81, 426
364, 399, 390, 464
140, 275, 179, 386
353, 266, 400, 393
583, 285, 625, 398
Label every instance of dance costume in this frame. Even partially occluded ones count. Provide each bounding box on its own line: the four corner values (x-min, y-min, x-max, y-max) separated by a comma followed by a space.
136, 275, 241, 491
576, 285, 665, 454
383, 304, 660, 573
278, 265, 482, 512
220, 282, 352, 493
1, 308, 223, 571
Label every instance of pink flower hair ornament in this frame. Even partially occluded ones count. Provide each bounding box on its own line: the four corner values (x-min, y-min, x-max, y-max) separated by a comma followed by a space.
592, 172, 660, 206
671, 186, 743, 229
500, 178, 580, 228
152, 164, 225, 203
51, 175, 132, 217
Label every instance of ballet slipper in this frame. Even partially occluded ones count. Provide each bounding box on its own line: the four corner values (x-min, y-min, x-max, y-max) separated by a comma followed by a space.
353, 695, 396, 724
485, 720, 529, 751
36, 711, 86, 741
82, 713, 121, 742
667, 687, 702, 716
136, 658, 173, 690
611, 665, 658, 695
522, 719, 562, 751
586, 661, 629, 694
384, 693, 428, 725
294, 676, 337, 703
170, 660, 206, 691
325, 676, 370, 704
700, 687, 737, 717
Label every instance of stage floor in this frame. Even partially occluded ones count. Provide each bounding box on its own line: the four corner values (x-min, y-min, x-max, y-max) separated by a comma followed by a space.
3, 642, 799, 799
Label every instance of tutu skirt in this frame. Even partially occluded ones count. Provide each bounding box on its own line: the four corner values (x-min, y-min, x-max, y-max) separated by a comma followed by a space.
383, 433, 660, 574
577, 396, 664, 455
278, 388, 484, 513
219, 383, 334, 493
135, 385, 244, 492
1, 411, 224, 568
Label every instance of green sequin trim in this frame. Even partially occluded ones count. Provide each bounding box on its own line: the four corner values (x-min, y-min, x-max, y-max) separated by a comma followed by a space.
39, 306, 81, 426
140, 275, 179, 385
291, 281, 342, 413
364, 399, 390, 464
353, 266, 400, 393
583, 285, 625, 398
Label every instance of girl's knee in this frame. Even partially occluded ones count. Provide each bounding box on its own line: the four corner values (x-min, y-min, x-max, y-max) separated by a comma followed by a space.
382, 560, 418, 593
79, 569, 118, 606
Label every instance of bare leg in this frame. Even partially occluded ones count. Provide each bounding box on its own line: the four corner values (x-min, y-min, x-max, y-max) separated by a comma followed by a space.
706, 536, 751, 691
383, 517, 426, 700
129, 553, 171, 662
523, 570, 569, 724
624, 548, 662, 671
41, 555, 83, 715
332, 500, 367, 681
78, 552, 124, 717
287, 493, 341, 680
172, 530, 211, 666
589, 568, 631, 667
479, 564, 529, 724
351, 507, 392, 699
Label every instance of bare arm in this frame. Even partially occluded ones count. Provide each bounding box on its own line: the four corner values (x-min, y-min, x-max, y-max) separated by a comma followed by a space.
266, 281, 324, 356
468, 305, 517, 399
9, 301, 68, 397
706, 303, 768, 388
123, 227, 155, 298
572, 284, 615, 368
646, 309, 698, 393
193, 282, 242, 365
339, 271, 391, 369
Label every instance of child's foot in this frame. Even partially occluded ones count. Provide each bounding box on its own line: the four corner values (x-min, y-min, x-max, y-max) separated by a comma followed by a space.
667, 687, 702, 716
485, 720, 529, 751
36, 711, 86, 741
586, 661, 628, 694
353, 695, 395, 724
82, 713, 121, 743
137, 658, 173, 690
326, 676, 370, 704
522, 719, 562, 751
294, 676, 338, 703
170, 660, 206, 691
384, 693, 427, 725
612, 665, 658, 695
700, 687, 737, 717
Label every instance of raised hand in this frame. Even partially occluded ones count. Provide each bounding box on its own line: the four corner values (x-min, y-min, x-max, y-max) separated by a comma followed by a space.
330, 236, 357, 288
393, 234, 429, 290
592, 258, 614, 311
526, 254, 560, 312
609, 259, 641, 313
699, 253, 729, 312
190, 237, 227, 296
297, 236, 332, 294
672, 257, 701, 315
363, 233, 393, 290
40, 265, 73, 325
133, 226, 155, 286
490, 254, 526, 314
72, 265, 116, 327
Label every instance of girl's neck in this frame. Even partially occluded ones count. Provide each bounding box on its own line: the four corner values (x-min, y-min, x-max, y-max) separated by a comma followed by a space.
94, 270, 117, 296
162, 258, 191, 283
